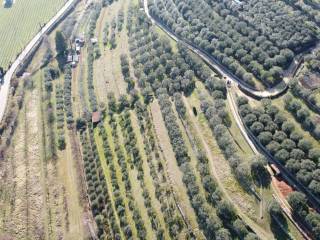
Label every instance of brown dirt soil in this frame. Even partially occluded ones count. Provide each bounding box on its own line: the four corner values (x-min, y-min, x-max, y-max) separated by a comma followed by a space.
274, 177, 294, 199
149, 100, 201, 234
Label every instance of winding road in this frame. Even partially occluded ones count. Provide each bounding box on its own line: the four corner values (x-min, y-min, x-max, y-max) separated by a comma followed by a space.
0, 0, 78, 123
143, 0, 289, 99
144, 0, 320, 209
143, 0, 320, 238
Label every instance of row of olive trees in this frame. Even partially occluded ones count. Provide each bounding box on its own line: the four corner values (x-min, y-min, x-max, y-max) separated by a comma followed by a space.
98, 120, 143, 240
173, 93, 260, 238
238, 98, 320, 198
284, 94, 320, 140
103, 22, 109, 46
117, 9, 125, 32
110, 17, 117, 49
55, 84, 66, 150
127, 7, 259, 238
80, 126, 121, 239
134, 100, 189, 238
149, 0, 318, 87
63, 64, 74, 126
120, 54, 135, 92
287, 191, 320, 239
42, 66, 59, 157
289, 78, 320, 113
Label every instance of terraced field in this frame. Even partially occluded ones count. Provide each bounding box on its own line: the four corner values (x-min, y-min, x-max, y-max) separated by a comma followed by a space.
1, 0, 319, 239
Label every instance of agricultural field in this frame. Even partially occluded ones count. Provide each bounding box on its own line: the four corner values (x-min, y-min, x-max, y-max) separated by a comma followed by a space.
1, 0, 320, 239
148, 0, 319, 90
0, 0, 65, 69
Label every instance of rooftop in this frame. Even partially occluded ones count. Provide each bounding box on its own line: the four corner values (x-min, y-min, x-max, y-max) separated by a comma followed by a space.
92, 111, 101, 123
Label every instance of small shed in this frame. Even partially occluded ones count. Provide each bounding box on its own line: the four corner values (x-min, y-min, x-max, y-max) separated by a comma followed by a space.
92, 111, 101, 125
90, 38, 98, 45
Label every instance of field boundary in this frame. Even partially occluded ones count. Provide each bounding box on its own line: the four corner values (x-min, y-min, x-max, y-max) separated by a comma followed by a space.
0, 0, 79, 124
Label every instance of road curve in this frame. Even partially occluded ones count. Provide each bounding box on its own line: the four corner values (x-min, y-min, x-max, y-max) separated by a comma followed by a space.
0, 0, 78, 123
143, 0, 288, 99
143, 0, 320, 232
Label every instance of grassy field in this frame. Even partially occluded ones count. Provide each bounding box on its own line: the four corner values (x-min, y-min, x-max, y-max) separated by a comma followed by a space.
0, 0, 65, 69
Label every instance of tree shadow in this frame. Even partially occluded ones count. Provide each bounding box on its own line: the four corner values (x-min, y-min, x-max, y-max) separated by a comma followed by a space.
270, 215, 290, 240
252, 168, 272, 188
254, 175, 272, 188
56, 54, 66, 71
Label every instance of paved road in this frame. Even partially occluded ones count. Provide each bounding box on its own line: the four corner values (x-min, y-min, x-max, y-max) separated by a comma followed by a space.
143, 0, 288, 99
144, 0, 320, 235
0, 0, 78, 123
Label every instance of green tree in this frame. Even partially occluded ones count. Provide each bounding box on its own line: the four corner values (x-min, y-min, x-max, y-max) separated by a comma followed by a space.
287, 191, 309, 218
55, 31, 67, 56
58, 135, 66, 150
251, 155, 271, 187
217, 200, 237, 223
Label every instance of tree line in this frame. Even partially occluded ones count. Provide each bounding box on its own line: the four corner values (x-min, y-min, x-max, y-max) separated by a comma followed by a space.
127, 6, 259, 239
148, 0, 318, 88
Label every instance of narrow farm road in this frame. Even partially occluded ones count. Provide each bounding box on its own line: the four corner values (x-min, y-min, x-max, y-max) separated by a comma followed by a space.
0, 0, 78, 123
181, 95, 273, 240
227, 84, 312, 239
227, 85, 259, 154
